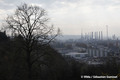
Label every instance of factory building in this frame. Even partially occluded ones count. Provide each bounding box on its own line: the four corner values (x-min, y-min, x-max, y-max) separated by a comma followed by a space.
87, 47, 108, 57
81, 31, 103, 41
65, 52, 88, 59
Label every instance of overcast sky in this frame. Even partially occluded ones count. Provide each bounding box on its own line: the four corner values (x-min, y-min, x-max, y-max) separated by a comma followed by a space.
0, 0, 120, 37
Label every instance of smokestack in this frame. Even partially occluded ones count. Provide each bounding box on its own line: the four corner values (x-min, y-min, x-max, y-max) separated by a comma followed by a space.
92, 32, 93, 40
99, 31, 100, 40
106, 25, 108, 40
81, 28, 83, 39
89, 32, 91, 40
85, 33, 87, 40
88, 32, 89, 40
96, 32, 98, 40
101, 31, 103, 40
95, 32, 96, 40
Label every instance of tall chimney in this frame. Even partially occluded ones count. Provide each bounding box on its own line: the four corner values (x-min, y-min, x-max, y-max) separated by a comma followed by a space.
106, 25, 108, 40
96, 32, 98, 40
92, 32, 93, 40
101, 31, 103, 40
95, 32, 96, 40
99, 31, 100, 40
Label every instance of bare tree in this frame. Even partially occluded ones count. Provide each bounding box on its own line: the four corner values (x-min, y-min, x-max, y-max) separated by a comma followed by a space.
6, 3, 60, 80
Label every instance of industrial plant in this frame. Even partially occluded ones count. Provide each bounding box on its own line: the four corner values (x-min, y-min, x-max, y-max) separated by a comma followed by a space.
52, 26, 120, 65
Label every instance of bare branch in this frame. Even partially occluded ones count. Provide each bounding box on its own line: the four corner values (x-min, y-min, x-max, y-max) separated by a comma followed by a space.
5, 3, 60, 70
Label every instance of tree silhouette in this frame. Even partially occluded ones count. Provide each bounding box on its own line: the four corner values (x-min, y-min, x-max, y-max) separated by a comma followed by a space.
6, 3, 60, 80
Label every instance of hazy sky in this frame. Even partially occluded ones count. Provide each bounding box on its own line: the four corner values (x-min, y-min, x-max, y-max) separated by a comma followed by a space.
0, 0, 120, 37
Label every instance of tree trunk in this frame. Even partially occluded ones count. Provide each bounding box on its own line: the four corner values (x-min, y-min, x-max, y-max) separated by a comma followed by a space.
27, 51, 32, 80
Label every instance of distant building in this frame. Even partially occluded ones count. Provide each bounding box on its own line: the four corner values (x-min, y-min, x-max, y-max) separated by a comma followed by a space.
87, 46, 108, 57
65, 52, 88, 59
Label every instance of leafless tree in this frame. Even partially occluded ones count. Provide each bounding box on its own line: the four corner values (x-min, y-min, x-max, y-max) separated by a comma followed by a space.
6, 3, 60, 80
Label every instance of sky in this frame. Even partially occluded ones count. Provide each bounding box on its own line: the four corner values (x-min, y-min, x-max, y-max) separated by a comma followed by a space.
0, 0, 120, 38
